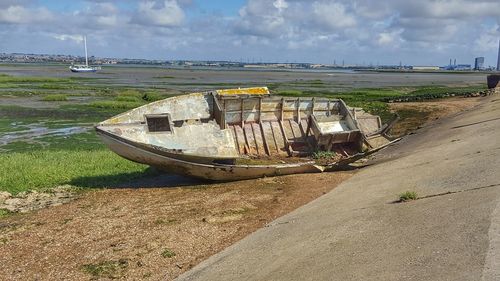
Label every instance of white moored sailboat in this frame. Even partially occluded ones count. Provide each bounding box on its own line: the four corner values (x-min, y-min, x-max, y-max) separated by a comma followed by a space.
69, 36, 100, 73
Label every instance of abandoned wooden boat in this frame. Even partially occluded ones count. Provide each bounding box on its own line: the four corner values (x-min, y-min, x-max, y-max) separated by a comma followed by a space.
95, 87, 396, 180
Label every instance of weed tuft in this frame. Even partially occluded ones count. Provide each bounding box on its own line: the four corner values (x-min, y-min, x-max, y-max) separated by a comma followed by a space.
82, 259, 128, 279
399, 191, 418, 202
161, 248, 176, 258
154, 218, 177, 225
0, 209, 12, 218
312, 150, 336, 159
42, 94, 67, 101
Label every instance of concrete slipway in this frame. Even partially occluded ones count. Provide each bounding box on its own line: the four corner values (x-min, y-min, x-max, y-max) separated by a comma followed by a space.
176, 95, 500, 281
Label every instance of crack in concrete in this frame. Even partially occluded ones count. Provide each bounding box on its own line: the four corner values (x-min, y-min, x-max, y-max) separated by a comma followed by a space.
452, 117, 500, 129
393, 183, 500, 204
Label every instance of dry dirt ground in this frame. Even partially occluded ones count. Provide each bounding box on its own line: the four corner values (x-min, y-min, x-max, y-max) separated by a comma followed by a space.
0, 173, 353, 280
389, 96, 482, 136
0, 96, 485, 281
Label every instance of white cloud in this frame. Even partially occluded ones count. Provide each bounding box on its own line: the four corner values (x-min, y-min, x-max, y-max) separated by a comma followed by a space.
273, 0, 288, 12
133, 0, 185, 27
234, 0, 289, 37
312, 2, 356, 30
0, 5, 53, 24
52, 34, 84, 43
397, 0, 500, 19
377, 30, 403, 47
474, 24, 500, 52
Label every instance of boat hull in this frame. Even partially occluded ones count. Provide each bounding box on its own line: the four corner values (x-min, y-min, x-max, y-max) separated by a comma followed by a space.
70, 68, 97, 73
97, 131, 324, 181
94, 88, 398, 181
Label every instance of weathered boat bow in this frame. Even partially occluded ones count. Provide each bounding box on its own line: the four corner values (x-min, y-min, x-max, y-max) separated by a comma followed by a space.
96, 87, 396, 180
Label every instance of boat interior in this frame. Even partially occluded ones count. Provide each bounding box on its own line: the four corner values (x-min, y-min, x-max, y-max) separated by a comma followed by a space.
96, 87, 382, 164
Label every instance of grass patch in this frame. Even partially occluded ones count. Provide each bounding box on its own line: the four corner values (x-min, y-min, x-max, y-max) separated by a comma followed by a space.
0, 75, 72, 84
82, 259, 128, 279
154, 218, 178, 225
90, 100, 144, 109
0, 104, 122, 121
399, 191, 418, 202
0, 149, 157, 194
275, 89, 303, 96
42, 94, 67, 101
89, 89, 164, 109
142, 91, 163, 102
408, 85, 486, 96
161, 248, 176, 258
115, 95, 141, 102
0, 209, 12, 218
117, 89, 163, 102
389, 109, 433, 136
312, 151, 336, 159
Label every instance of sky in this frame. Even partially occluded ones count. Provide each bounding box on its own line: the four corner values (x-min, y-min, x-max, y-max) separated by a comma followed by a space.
0, 0, 499, 66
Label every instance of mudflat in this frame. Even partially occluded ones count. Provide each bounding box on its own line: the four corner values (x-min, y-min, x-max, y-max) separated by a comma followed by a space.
0, 64, 487, 91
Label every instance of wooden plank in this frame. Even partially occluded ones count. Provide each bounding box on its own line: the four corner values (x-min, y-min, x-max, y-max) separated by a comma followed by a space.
311, 97, 315, 115
243, 123, 257, 155
259, 121, 271, 156
262, 121, 278, 155
230, 125, 241, 155
283, 119, 294, 140
240, 99, 244, 127
234, 125, 248, 154
289, 120, 303, 141
270, 121, 287, 156
279, 121, 292, 156
305, 116, 311, 138
299, 118, 308, 136
326, 134, 335, 151
296, 98, 300, 122
280, 97, 284, 121
252, 123, 265, 156
258, 97, 262, 122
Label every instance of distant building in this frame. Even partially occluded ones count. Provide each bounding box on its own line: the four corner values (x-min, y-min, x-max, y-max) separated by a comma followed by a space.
411, 66, 440, 70
474, 57, 485, 70
454, 64, 472, 71
445, 63, 471, 71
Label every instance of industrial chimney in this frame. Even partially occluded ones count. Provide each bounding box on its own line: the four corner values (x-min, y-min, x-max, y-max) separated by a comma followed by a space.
497, 39, 500, 71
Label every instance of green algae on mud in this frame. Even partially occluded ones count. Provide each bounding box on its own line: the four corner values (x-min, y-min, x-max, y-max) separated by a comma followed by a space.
42, 94, 67, 101
0, 103, 159, 194
0, 149, 157, 195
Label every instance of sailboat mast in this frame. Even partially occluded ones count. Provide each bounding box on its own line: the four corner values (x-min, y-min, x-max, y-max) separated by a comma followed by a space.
84, 36, 88, 66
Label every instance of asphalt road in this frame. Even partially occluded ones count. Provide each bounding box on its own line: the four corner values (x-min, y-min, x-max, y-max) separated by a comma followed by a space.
176, 94, 500, 281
